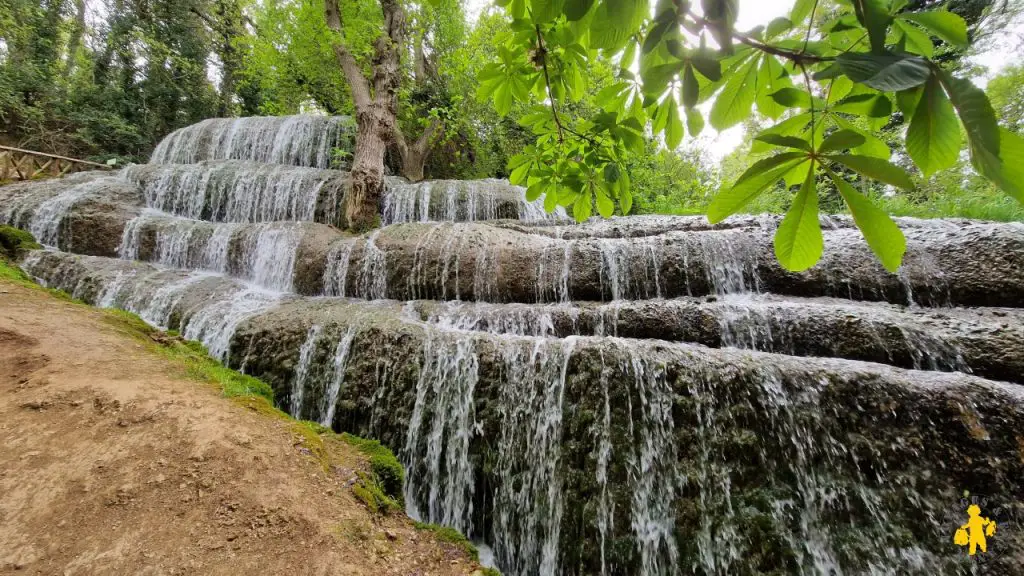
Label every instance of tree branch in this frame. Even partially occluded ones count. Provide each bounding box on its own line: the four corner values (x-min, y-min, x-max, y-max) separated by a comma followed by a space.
324, 0, 372, 108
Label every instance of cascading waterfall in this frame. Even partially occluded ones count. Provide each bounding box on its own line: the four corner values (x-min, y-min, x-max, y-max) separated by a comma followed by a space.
149, 115, 354, 168
491, 337, 576, 576
382, 179, 566, 224
7, 113, 1024, 576
26, 177, 120, 246
322, 232, 388, 300
118, 212, 302, 293
123, 161, 343, 224
291, 324, 324, 417
404, 330, 480, 534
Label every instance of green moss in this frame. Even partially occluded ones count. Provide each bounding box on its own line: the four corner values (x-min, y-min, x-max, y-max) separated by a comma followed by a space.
351, 471, 402, 515
412, 521, 480, 561
0, 225, 41, 259
340, 432, 405, 503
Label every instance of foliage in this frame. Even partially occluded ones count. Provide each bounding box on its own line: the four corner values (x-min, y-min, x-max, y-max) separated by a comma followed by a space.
0, 0, 250, 161
480, 0, 1024, 272
412, 521, 481, 561
340, 432, 405, 503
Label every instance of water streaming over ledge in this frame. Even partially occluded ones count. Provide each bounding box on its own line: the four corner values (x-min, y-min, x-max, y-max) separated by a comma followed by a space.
123, 161, 345, 224
382, 179, 567, 224
149, 115, 354, 168
5, 114, 1024, 576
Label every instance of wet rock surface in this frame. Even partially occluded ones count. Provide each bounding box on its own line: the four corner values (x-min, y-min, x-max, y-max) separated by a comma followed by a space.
4, 114, 1024, 576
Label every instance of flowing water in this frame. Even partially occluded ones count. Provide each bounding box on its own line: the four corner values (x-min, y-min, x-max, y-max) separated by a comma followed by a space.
123, 161, 344, 224
6, 114, 1024, 576
382, 179, 566, 224
149, 115, 354, 168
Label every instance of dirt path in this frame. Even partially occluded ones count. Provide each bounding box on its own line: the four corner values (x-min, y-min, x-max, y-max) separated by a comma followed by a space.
0, 278, 481, 575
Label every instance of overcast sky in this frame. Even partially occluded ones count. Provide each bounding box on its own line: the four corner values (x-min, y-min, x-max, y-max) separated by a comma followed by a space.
466, 0, 1023, 162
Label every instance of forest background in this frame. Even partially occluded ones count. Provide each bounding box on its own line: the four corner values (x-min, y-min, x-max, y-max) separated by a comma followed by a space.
1, 0, 1021, 220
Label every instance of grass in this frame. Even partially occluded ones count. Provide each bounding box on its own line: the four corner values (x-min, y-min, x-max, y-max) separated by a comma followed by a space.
412, 521, 481, 562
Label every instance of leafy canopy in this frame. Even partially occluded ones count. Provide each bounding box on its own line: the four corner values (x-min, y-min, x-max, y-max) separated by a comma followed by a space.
471, 0, 1024, 272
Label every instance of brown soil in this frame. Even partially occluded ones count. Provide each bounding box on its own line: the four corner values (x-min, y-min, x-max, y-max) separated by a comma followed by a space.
0, 279, 482, 575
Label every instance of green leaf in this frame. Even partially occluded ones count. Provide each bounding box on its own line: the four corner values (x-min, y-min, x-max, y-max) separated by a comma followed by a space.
707, 152, 808, 222
493, 80, 514, 116
831, 93, 892, 117
769, 87, 818, 109
653, 97, 671, 134
532, 0, 567, 22
544, 185, 560, 212
756, 55, 792, 119
666, 99, 684, 149
686, 107, 705, 136
526, 181, 546, 202
573, 190, 593, 221
774, 165, 822, 272
836, 52, 930, 92
900, 10, 968, 47
596, 186, 615, 217
906, 75, 960, 177
751, 113, 811, 155
755, 134, 812, 151
894, 20, 934, 58
973, 128, 1024, 203
681, 64, 699, 108
643, 16, 674, 54
937, 70, 1001, 170
766, 17, 792, 39
818, 129, 866, 153
591, 0, 649, 50
619, 169, 634, 213
850, 0, 892, 53
691, 53, 723, 82
827, 154, 915, 189
790, 0, 815, 26
709, 56, 758, 130
563, 0, 596, 20
832, 117, 891, 158
827, 170, 906, 272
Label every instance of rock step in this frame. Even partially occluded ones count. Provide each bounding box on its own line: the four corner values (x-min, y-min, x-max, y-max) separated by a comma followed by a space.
322, 220, 1024, 308
12, 198, 1024, 308
21, 249, 1024, 385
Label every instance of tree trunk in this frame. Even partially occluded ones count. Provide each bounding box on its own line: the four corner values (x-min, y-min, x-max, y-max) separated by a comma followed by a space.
65, 0, 87, 75
394, 118, 442, 182
325, 0, 405, 230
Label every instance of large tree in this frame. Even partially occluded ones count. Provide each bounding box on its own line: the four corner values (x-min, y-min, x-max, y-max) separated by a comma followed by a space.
324, 0, 405, 230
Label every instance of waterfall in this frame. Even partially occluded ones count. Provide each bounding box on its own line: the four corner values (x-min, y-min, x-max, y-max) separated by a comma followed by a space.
118, 212, 302, 293
124, 161, 343, 223
291, 324, 324, 418
320, 326, 357, 427
7, 111, 1024, 576
322, 232, 388, 300
26, 177, 118, 246
491, 337, 576, 576
403, 330, 480, 534
382, 179, 566, 224
149, 115, 354, 168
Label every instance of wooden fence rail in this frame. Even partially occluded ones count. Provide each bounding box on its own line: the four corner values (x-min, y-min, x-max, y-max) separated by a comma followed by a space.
0, 145, 112, 182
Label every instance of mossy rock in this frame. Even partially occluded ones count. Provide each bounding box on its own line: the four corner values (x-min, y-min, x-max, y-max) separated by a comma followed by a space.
0, 225, 41, 259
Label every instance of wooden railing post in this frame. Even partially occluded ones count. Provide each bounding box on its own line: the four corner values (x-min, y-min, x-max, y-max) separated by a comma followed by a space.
0, 145, 112, 183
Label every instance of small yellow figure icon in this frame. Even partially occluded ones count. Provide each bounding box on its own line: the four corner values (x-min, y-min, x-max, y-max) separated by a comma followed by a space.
954, 504, 997, 555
